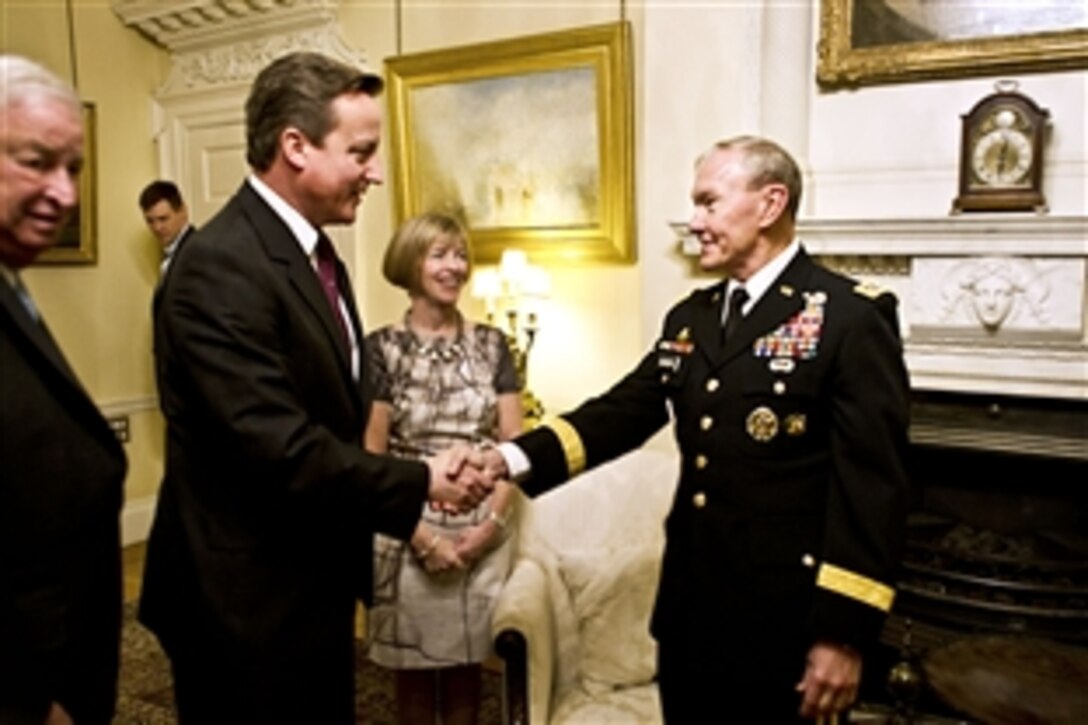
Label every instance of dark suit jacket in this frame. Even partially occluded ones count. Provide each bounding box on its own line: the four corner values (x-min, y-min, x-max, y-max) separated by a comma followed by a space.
0, 275, 126, 725
139, 182, 428, 707
515, 248, 910, 697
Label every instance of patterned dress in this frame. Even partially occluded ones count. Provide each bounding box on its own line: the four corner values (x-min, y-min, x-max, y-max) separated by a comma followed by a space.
366, 320, 519, 669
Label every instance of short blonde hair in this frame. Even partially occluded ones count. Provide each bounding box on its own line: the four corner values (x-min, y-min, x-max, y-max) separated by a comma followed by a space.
382, 212, 473, 293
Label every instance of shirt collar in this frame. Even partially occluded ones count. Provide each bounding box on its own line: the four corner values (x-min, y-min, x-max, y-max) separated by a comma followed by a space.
726, 238, 800, 314
246, 174, 319, 258
163, 223, 192, 257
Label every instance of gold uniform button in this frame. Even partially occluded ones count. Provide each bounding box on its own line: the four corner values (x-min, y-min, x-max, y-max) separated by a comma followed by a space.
706, 378, 720, 392
694, 454, 708, 469
773, 380, 786, 395
693, 492, 707, 508
700, 415, 713, 431
801, 554, 816, 568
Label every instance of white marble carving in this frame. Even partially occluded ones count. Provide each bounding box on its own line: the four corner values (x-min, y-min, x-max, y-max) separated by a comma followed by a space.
912, 257, 1084, 338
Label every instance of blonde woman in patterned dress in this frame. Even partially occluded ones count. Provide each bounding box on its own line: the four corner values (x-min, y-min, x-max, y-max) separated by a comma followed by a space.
365, 212, 523, 725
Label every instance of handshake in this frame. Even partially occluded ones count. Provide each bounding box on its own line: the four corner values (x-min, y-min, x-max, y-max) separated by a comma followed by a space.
425, 443, 510, 512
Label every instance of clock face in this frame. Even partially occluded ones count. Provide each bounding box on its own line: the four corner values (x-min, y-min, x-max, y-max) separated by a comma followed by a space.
954, 89, 1048, 213
969, 107, 1034, 189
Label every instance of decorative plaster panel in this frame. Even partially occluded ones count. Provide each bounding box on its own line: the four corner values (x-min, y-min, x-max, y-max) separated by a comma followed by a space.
113, 0, 367, 96
912, 257, 1084, 340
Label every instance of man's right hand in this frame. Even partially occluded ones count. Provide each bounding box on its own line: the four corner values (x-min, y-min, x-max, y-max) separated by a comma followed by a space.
426, 444, 497, 512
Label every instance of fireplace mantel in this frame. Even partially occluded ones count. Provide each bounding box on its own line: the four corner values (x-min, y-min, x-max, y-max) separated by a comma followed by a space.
798, 215, 1088, 257
800, 215, 1087, 401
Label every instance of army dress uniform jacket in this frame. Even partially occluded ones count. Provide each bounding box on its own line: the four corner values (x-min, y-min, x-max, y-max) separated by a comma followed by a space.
514, 248, 910, 689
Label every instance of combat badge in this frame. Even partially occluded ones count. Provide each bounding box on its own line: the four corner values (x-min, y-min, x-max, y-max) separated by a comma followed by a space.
746, 406, 779, 442
658, 326, 694, 355
658, 327, 693, 382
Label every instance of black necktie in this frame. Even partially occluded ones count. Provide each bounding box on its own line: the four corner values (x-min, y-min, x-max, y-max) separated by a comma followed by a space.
315, 234, 350, 351
721, 286, 749, 345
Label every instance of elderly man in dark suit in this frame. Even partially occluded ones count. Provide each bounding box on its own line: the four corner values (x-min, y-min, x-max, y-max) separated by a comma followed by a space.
0, 55, 127, 725
479, 136, 910, 722
139, 51, 490, 724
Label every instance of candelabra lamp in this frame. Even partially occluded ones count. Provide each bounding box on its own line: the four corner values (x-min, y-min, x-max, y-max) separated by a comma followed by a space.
472, 250, 551, 428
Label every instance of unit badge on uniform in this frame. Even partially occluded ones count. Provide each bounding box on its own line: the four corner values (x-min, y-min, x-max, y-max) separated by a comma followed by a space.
752, 291, 826, 363
657, 327, 693, 380
784, 413, 807, 436
746, 406, 779, 442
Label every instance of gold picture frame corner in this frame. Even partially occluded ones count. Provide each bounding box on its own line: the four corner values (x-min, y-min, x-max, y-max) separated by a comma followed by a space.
817, 0, 1088, 90
37, 101, 97, 265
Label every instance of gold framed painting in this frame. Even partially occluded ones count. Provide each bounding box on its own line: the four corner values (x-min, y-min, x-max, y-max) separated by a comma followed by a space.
385, 22, 635, 264
39, 101, 97, 264
818, 0, 1088, 88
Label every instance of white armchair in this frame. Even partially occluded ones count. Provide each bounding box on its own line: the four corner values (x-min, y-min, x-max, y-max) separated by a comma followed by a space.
492, 449, 679, 724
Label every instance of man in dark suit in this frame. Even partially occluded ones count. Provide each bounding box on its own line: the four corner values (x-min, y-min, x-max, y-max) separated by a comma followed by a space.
137, 180, 194, 276
479, 136, 910, 722
139, 51, 489, 724
0, 54, 127, 725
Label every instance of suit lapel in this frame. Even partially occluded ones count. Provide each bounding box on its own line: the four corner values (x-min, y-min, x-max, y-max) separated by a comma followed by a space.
713, 250, 816, 368
0, 278, 82, 388
1, 279, 119, 451
237, 185, 356, 382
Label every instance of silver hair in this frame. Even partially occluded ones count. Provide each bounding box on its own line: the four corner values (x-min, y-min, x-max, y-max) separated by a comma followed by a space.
697, 135, 803, 220
0, 54, 81, 115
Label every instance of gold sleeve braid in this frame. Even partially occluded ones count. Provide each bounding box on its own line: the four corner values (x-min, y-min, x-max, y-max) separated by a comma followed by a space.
542, 416, 586, 478
815, 563, 895, 612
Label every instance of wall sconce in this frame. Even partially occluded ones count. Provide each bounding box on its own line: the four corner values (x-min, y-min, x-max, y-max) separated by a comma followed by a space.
471, 249, 551, 426
669, 221, 702, 256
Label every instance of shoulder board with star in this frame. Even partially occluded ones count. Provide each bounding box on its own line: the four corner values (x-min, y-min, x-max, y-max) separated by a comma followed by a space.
853, 280, 891, 300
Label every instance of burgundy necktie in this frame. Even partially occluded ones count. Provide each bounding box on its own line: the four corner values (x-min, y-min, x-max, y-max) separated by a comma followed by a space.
315, 234, 350, 351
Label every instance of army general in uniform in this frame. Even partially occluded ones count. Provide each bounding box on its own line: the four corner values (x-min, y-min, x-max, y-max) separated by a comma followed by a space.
481, 136, 910, 721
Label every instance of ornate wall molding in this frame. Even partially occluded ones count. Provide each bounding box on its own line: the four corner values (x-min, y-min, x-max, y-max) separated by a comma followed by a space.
113, 0, 367, 95
798, 215, 1088, 257
812, 254, 910, 277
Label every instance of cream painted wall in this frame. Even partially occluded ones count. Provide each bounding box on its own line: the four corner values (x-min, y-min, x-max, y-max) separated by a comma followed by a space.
1, 1, 169, 514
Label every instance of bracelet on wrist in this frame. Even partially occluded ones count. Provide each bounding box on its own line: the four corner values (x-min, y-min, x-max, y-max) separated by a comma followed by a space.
415, 532, 440, 559
487, 508, 509, 531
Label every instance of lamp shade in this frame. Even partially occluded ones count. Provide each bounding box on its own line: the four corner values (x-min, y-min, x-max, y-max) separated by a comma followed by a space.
499, 249, 529, 284
471, 268, 502, 300
522, 265, 551, 298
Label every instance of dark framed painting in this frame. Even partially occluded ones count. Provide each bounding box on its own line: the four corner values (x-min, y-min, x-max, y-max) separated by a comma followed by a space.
39, 101, 96, 264
385, 22, 635, 264
818, 0, 1088, 88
